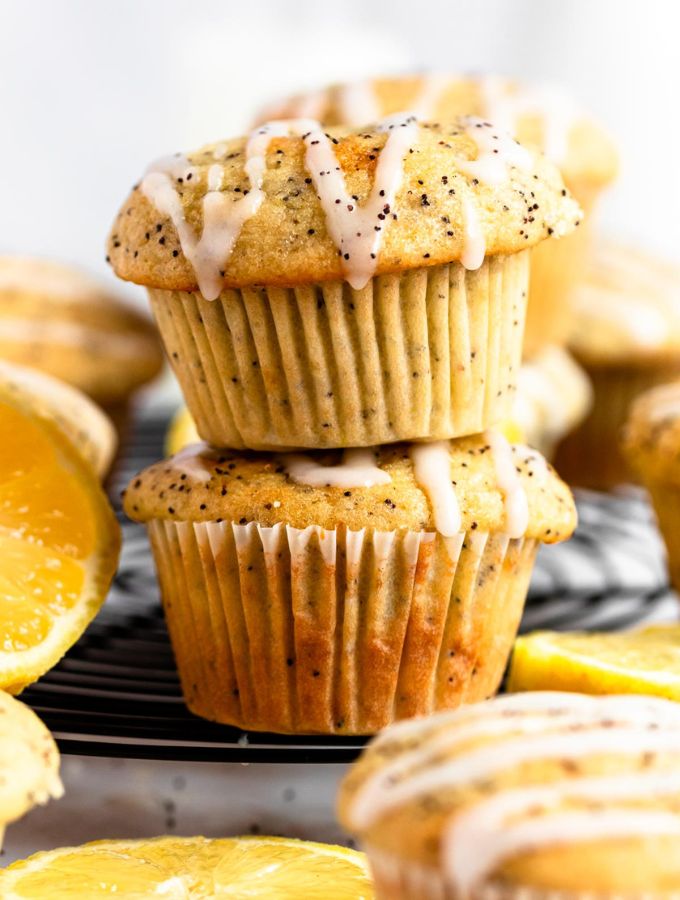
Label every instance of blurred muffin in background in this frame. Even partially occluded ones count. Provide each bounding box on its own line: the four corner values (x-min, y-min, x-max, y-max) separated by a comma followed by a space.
338, 692, 680, 898
124, 436, 575, 734
109, 118, 579, 450
624, 381, 680, 592
0, 256, 164, 438
506, 345, 592, 458
256, 73, 619, 357
555, 240, 680, 489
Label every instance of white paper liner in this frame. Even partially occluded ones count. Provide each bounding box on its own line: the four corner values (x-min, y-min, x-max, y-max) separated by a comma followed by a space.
146, 519, 536, 734
148, 253, 529, 450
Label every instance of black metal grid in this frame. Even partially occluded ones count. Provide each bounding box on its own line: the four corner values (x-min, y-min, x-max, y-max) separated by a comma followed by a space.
19, 412, 677, 763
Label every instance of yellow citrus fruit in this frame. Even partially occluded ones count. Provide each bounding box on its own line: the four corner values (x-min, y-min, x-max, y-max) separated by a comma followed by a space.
498, 419, 525, 445
508, 624, 680, 700
165, 405, 199, 456
0, 360, 117, 480
0, 835, 374, 898
0, 394, 120, 692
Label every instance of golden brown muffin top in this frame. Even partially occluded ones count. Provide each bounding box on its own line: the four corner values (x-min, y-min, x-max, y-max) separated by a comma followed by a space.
256, 74, 619, 190
622, 381, 680, 485
338, 692, 680, 894
0, 256, 164, 401
123, 435, 576, 543
108, 118, 581, 298
569, 241, 680, 367
0, 691, 62, 828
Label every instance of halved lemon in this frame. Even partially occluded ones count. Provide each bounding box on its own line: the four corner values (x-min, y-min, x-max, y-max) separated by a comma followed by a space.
0, 835, 374, 898
0, 394, 120, 692
165, 405, 199, 456
0, 360, 117, 480
508, 624, 680, 699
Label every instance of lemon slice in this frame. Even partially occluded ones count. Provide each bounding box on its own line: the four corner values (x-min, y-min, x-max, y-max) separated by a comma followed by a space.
0, 360, 117, 480
0, 395, 120, 692
508, 625, 680, 699
0, 835, 374, 898
165, 405, 199, 456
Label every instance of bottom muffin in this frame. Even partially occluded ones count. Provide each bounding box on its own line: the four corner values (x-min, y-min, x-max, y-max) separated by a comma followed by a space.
338, 691, 680, 898
124, 436, 575, 734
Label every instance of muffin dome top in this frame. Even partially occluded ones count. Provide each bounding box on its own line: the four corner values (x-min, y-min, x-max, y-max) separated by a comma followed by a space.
338, 692, 680, 894
0, 691, 62, 829
256, 74, 619, 190
569, 241, 680, 366
108, 117, 580, 300
0, 256, 164, 402
623, 381, 680, 485
123, 433, 575, 543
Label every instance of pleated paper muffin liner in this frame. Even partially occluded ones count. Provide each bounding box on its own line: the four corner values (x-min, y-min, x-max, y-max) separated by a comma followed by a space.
523, 181, 598, 358
145, 519, 537, 735
365, 846, 675, 900
554, 362, 680, 490
148, 253, 529, 451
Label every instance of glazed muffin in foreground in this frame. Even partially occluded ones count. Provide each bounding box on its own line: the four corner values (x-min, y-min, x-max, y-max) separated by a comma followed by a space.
508, 345, 592, 459
0, 691, 62, 846
623, 380, 680, 593
124, 434, 575, 734
256, 74, 618, 356
338, 691, 680, 898
0, 256, 164, 433
109, 116, 580, 450
556, 240, 680, 489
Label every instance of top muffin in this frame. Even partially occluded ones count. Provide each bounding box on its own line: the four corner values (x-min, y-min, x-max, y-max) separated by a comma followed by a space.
108, 117, 580, 298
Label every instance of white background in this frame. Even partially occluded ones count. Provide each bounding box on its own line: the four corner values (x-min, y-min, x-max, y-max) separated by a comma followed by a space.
1, 0, 678, 300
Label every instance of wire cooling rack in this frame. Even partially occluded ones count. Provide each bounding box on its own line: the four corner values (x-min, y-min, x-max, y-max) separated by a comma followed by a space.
19, 411, 678, 763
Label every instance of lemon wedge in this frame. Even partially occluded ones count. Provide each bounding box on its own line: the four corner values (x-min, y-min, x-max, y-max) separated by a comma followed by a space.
508, 624, 680, 699
0, 360, 116, 480
0, 835, 374, 898
165, 405, 199, 456
0, 395, 120, 692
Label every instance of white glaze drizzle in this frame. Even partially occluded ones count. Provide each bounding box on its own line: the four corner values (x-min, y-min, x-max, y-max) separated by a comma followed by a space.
141, 123, 282, 300
408, 442, 461, 538
301, 113, 419, 289
458, 116, 532, 186
479, 75, 579, 166
445, 772, 680, 895
336, 81, 381, 126
281, 447, 391, 489
349, 693, 679, 829
141, 114, 418, 297
484, 429, 529, 539
170, 442, 215, 483
460, 195, 485, 271
458, 116, 532, 271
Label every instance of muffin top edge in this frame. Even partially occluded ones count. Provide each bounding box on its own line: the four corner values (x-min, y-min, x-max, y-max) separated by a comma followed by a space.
123, 434, 576, 544
107, 117, 581, 297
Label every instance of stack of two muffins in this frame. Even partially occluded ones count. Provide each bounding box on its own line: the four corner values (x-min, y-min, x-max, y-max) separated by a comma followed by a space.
110, 114, 579, 735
